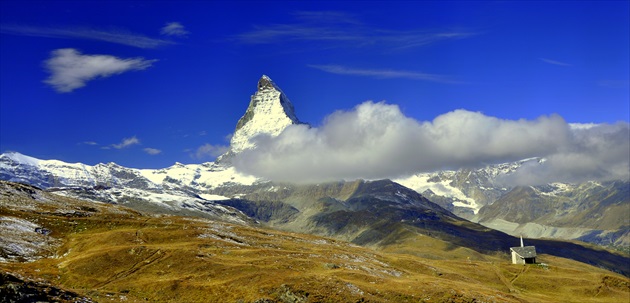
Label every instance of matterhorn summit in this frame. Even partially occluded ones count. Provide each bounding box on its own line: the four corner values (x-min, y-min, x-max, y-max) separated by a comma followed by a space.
226, 75, 301, 155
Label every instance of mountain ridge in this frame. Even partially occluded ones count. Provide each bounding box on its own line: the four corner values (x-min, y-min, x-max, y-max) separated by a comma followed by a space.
1, 75, 628, 275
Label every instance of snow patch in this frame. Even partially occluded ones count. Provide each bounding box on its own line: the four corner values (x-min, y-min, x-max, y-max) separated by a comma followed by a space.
199, 193, 230, 201
395, 174, 480, 214
0, 216, 58, 262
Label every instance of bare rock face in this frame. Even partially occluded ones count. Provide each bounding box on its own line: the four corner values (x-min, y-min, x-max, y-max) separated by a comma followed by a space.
0, 272, 95, 303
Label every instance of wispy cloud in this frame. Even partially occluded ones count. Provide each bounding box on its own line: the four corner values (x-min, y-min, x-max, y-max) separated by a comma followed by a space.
160, 22, 189, 37
193, 143, 229, 160
112, 136, 140, 149
308, 64, 461, 84
291, 11, 362, 25
80, 141, 99, 146
143, 148, 162, 155
44, 48, 156, 93
234, 11, 477, 50
540, 58, 572, 67
0, 24, 174, 49
597, 79, 630, 89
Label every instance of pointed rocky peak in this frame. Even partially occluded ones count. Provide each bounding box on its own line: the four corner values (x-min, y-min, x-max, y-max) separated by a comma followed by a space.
225, 75, 301, 156
257, 75, 276, 91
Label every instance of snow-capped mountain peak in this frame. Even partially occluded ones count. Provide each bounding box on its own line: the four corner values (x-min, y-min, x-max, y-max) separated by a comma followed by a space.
1, 151, 41, 166
227, 75, 300, 155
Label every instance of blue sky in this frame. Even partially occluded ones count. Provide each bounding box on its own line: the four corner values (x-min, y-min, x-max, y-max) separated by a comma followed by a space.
1, 1, 629, 170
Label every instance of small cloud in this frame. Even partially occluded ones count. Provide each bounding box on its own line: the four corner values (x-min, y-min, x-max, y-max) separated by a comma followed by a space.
194, 143, 229, 160
80, 141, 99, 146
144, 148, 162, 155
0, 24, 174, 49
44, 48, 157, 93
112, 136, 140, 149
308, 64, 460, 83
199, 130, 207, 136
540, 58, 572, 67
161, 22, 189, 37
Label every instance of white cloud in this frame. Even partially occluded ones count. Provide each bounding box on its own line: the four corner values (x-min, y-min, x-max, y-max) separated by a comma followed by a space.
194, 144, 229, 160
160, 22, 189, 37
308, 64, 460, 83
498, 123, 630, 186
0, 24, 174, 48
43, 48, 156, 93
144, 148, 162, 155
232, 101, 629, 185
112, 136, 140, 149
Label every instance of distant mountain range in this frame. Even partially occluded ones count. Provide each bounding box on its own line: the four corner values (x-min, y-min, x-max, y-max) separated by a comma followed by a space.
1, 75, 628, 271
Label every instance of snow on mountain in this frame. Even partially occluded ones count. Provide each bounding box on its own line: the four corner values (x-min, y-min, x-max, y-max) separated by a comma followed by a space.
0, 151, 260, 223
394, 158, 545, 216
0, 151, 258, 192
227, 75, 301, 155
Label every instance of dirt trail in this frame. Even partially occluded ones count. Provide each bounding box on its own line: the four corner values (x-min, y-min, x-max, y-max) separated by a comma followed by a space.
94, 249, 166, 288
510, 265, 528, 283
493, 264, 520, 293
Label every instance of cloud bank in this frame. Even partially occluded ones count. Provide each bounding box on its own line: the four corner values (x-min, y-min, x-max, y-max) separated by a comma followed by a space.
44, 49, 156, 92
232, 102, 629, 185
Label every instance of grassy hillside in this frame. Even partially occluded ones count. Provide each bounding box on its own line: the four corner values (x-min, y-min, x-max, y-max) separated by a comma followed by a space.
214, 180, 629, 276
1, 181, 629, 302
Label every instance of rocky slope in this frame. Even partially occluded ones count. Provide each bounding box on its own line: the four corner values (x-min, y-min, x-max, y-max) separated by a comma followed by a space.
395, 161, 629, 250
476, 180, 630, 248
